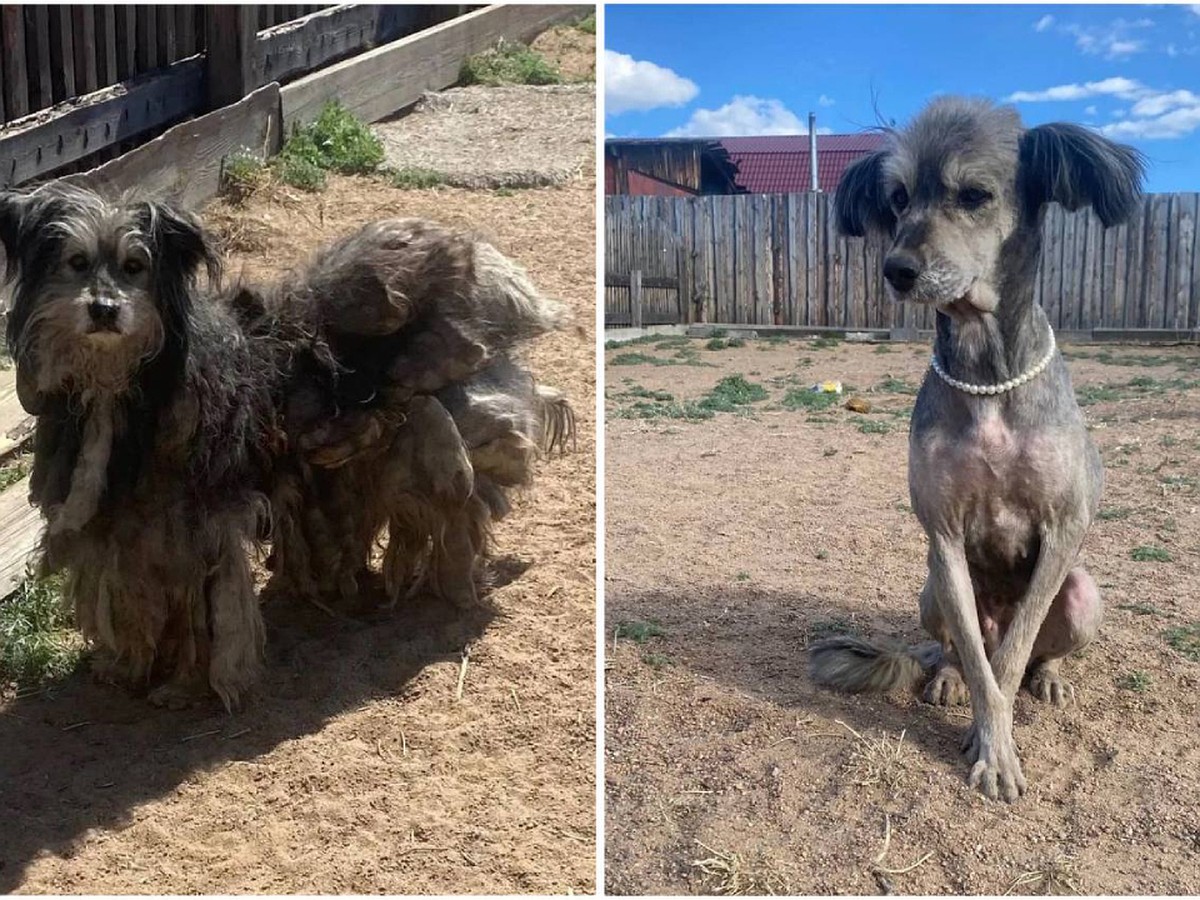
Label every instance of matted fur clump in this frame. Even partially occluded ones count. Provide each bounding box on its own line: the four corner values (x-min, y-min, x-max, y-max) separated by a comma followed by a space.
0, 181, 574, 709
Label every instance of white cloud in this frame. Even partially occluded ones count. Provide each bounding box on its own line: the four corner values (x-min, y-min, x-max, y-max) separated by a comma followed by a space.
1129, 88, 1200, 118
818, 94, 835, 107
1034, 14, 1055, 32
1008, 76, 1200, 140
604, 50, 698, 116
1053, 17, 1154, 59
1190, 5, 1200, 16
1005, 77, 1147, 103
1100, 102, 1200, 139
665, 95, 827, 137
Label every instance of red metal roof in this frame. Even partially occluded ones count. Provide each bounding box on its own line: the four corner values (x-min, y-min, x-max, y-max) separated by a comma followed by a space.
719, 133, 887, 194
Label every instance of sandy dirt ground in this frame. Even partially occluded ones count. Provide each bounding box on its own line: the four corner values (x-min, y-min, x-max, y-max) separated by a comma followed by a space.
0, 172, 596, 890
604, 335, 1200, 895
373, 24, 595, 190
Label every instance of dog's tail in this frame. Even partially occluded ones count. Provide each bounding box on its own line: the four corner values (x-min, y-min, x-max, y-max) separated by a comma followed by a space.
808, 635, 942, 694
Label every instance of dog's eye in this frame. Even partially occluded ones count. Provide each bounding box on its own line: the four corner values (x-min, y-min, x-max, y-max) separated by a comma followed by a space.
958, 187, 992, 209
890, 187, 909, 211
68, 254, 89, 273
122, 259, 146, 276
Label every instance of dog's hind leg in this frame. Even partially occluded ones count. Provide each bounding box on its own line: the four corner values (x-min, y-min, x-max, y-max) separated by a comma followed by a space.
1024, 566, 1102, 707
204, 531, 265, 710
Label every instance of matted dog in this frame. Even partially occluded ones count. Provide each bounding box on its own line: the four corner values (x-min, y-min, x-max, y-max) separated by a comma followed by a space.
810, 97, 1143, 801
0, 182, 573, 709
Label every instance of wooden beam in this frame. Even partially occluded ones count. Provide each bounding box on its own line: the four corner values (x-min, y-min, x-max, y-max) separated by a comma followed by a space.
605, 272, 678, 290
0, 56, 204, 190
64, 82, 282, 210
252, 4, 380, 88
204, 4, 257, 110
280, 3, 590, 129
0, 474, 40, 600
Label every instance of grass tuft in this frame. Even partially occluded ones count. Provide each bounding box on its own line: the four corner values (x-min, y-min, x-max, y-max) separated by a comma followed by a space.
1162, 623, 1200, 662
1131, 545, 1171, 562
615, 620, 666, 643
1116, 671, 1151, 692
461, 38, 562, 86
691, 841, 790, 896
389, 166, 445, 189
0, 571, 85, 687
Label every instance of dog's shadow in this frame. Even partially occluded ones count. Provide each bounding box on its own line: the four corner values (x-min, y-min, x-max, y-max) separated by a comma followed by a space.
0, 578, 496, 892
611, 583, 977, 768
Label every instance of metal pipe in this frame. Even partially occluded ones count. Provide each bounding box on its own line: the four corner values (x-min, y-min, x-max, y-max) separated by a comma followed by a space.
809, 112, 819, 192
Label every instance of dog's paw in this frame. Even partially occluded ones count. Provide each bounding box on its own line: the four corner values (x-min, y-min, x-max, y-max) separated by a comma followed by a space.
1027, 662, 1074, 708
924, 666, 970, 706
962, 724, 1026, 802
147, 677, 210, 711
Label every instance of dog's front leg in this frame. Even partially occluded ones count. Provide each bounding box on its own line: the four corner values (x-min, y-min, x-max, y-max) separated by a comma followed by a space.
988, 521, 1087, 703
928, 533, 1025, 801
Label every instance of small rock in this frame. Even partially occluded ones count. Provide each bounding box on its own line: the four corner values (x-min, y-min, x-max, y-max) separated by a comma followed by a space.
845, 396, 872, 413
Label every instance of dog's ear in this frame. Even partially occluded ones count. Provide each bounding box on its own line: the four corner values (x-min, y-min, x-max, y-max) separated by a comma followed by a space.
1017, 123, 1145, 227
139, 200, 221, 287
0, 191, 31, 282
834, 151, 895, 237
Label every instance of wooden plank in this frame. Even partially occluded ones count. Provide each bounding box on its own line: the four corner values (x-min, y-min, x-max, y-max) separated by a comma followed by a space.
50, 5, 76, 102
786, 194, 801, 325
804, 193, 818, 327
1103, 217, 1122, 327
753, 194, 772, 325
734, 194, 753, 322
630, 269, 643, 330
0, 56, 204, 190
64, 82, 282, 210
280, 4, 589, 129
1123, 199, 1147, 327
1165, 194, 1193, 331
1144, 194, 1170, 328
73, 5, 98, 95
0, 368, 34, 460
97, 6, 118, 87
1189, 194, 1200, 330
718, 196, 733, 323
2, 6, 30, 121
136, 5, 158, 74
161, 2, 177, 64
205, 4, 256, 109
0, 474, 42, 599
177, 6, 196, 57
253, 4, 379, 88
115, 4, 135, 80
826, 195, 843, 326
29, 6, 53, 111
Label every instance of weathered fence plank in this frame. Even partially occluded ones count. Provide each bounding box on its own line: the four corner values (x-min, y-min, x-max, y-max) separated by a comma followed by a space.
605, 192, 1200, 333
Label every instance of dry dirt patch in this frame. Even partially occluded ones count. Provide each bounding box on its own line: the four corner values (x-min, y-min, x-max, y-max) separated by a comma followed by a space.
0, 174, 596, 894
374, 84, 595, 189
605, 335, 1200, 895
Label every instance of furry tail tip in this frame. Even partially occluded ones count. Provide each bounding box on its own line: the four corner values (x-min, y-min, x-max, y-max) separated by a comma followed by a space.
807, 634, 938, 695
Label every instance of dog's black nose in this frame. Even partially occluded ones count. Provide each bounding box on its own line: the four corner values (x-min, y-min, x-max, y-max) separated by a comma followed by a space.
87, 299, 120, 329
884, 253, 921, 293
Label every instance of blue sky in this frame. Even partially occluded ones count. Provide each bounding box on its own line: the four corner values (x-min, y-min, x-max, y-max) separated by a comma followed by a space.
604, 4, 1200, 191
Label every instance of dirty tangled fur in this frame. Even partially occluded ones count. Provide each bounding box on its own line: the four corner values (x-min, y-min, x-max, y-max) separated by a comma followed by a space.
808, 635, 944, 695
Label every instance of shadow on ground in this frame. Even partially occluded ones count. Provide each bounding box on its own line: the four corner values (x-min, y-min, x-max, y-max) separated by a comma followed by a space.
0, 578, 496, 892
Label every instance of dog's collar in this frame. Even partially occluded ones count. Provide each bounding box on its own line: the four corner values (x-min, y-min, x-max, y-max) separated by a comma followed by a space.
929, 326, 1057, 396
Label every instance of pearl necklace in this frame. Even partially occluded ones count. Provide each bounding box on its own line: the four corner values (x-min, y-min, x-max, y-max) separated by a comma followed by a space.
929, 326, 1057, 396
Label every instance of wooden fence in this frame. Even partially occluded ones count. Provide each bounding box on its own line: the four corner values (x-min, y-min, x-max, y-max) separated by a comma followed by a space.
604, 192, 1200, 335
0, 4, 469, 188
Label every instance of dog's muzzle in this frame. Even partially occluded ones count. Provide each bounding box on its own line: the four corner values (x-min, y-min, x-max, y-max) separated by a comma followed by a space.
87, 299, 121, 333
